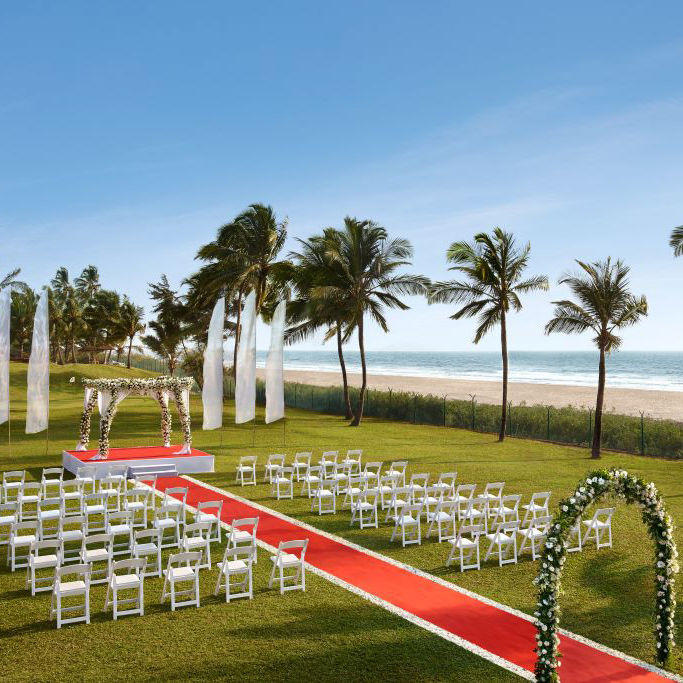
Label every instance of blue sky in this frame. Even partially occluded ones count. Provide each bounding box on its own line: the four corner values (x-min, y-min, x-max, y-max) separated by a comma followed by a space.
2, 2, 683, 353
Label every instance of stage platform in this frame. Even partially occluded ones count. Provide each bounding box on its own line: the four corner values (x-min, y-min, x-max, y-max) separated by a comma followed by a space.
62, 446, 215, 479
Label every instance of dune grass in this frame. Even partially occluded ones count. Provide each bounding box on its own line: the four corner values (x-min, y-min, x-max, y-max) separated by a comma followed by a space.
1, 362, 682, 679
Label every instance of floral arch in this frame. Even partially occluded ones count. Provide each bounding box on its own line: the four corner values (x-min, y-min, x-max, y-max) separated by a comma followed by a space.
76, 377, 195, 459
534, 468, 678, 681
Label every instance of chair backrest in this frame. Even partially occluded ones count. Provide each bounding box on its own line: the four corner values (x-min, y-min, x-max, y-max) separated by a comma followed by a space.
3, 470, 25, 485
437, 499, 458, 515
438, 472, 457, 485
320, 478, 337, 492
423, 484, 442, 500
55, 563, 91, 585
321, 451, 338, 464
112, 557, 146, 574
240, 455, 258, 465
12, 520, 38, 537
458, 523, 483, 539
346, 449, 363, 460
20, 482, 41, 498
31, 538, 61, 556
108, 510, 133, 526
276, 466, 294, 480
165, 487, 188, 503
267, 454, 286, 467
225, 545, 255, 563
347, 476, 364, 489
530, 491, 550, 507
59, 515, 86, 534
277, 539, 308, 561
231, 517, 258, 534
0, 501, 18, 516
402, 503, 423, 517
501, 494, 521, 511
197, 499, 222, 516
531, 515, 552, 532
135, 527, 161, 543
134, 474, 157, 488
390, 486, 411, 502
409, 473, 429, 487
293, 452, 312, 465
484, 482, 505, 497
61, 479, 84, 495
358, 487, 378, 504
304, 464, 322, 477
364, 461, 382, 475
83, 533, 113, 550
41, 467, 63, 482
591, 507, 615, 523
455, 483, 476, 499
184, 521, 212, 538
168, 551, 202, 569
100, 475, 122, 491
156, 503, 179, 520
389, 461, 408, 471
107, 464, 129, 478
83, 492, 107, 507
39, 497, 63, 513
126, 487, 151, 504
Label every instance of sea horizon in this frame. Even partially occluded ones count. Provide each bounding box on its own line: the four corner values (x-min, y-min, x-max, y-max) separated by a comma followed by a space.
253, 349, 683, 392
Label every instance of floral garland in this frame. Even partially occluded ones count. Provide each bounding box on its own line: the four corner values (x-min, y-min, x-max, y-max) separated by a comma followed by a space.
534, 468, 678, 681
77, 376, 194, 458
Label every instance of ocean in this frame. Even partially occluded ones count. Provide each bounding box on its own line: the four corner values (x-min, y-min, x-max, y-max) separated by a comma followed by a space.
255, 350, 683, 392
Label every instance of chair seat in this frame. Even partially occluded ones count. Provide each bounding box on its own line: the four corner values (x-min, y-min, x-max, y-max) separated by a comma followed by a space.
449, 537, 477, 548
486, 532, 514, 543
58, 580, 87, 595
0, 514, 16, 524
428, 511, 452, 522
184, 537, 206, 549
317, 489, 334, 498
356, 502, 375, 511
12, 534, 36, 547
32, 554, 59, 568
62, 492, 82, 500
109, 524, 132, 535
166, 500, 182, 509
21, 495, 40, 504
126, 502, 145, 511
134, 542, 158, 554
85, 504, 105, 514
155, 518, 177, 529
231, 530, 252, 542
522, 503, 547, 511
60, 530, 84, 542
112, 573, 141, 589
84, 548, 110, 562
583, 519, 610, 529
271, 552, 301, 567
393, 514, 417, 525
39, 510, 61, 520
218, 559, 248, 572
166, 566, 195, 581
100, 488, 118, 496
274, 476, 291, 484
197, 512, 217, 523
518, 528, 546, 540
302, 476, 319, 483
421, 496, 439, 505
236, 465, 254, 472
4, 482, 22, 489
453, 495, 472, 503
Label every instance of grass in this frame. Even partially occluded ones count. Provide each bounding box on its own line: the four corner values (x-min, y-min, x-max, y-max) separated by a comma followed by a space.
1, 361, 682, 680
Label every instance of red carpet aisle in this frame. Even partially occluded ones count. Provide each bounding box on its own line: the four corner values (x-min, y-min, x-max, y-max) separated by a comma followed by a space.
156, 476, 672, 682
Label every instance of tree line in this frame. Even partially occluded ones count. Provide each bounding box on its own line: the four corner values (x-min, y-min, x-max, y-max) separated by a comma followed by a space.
5, 208, 681, 458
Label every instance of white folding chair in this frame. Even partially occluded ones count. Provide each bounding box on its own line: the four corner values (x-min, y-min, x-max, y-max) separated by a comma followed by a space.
60, 479, 84, 517
453, 483, 476, 518
517, 515, 552, 560
215, 545, 254, 602
107, 464, 129, 489
51, 563, 91, 628
489, 494, 521, 528
26, 539, 61, 595
264, 454, 286, 483
272, 466, 294, 500
582, 507, 615, 550
426, 499, 458, 542
330, 463, 349, 494
83, 492, 109, 533
196, 499, 223, 543
567, 520, 583, 553
417, 484, 442, 519
349, 488, 378, 529
311, 478, 336, 515
0, 502, 18, 559
181, 521, 213, 569
161, 551, 203, 610
41, 467, 64, 498
484, 520, 519, 567
104, 558, 146, 620
18, 482, 41, 522
385, 461, 408, 486
133, 528, 162, 577
106, 510, 134, 556
80, 533, 114, 584
99, 475, 123, 513
9, 521, 38, 571
482, 482, 505, 521
154, 503, 181, 549
299, 464, 321, 498
384, 486, 411, 523
342, 476, 365, 509
292, 452, 312, 482
228, 517, 259, 564
433, 472, 457, 499
319, 451, 339, 478
58, 515, 87, 564
163, 487, 188, 527
2, 470, 25, 504
268, 539, 308, 594
124, 487, 152, 529
408, 473, 430, 502
37, 497, 63, 540
377, 472, 399, 510
446, 523, 483, 572
363, 461, 383, 486
75, 465, 96, 495
460, 495, 488, 532
235, 456, 257, 486
341, 449, 363, 476
521, 491, 551, 526
390, 502, 423, 547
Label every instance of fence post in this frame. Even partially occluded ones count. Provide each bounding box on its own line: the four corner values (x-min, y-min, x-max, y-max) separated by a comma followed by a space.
640, 411, 645, 455
546, 406, 551, 441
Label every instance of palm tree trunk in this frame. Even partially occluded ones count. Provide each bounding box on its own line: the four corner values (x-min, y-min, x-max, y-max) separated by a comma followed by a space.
71, 336, 77, 363
127, 336, 133, 369
498, 311, 508, 442
351, 313, 367, 426
336, 323, 352, 420
592, 346, 606, 459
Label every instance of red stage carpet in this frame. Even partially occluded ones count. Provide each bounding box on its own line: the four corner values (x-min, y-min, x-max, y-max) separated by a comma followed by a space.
156, 476, 670, 682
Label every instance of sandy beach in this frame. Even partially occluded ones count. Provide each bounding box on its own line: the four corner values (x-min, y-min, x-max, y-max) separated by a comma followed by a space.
256, 368, 683, 422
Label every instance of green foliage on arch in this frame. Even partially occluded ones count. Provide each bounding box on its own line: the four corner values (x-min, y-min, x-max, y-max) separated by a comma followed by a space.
534, 468, 678, 681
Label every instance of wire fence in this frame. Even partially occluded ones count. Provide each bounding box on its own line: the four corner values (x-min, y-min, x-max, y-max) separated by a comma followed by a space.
125, 356, 683, 459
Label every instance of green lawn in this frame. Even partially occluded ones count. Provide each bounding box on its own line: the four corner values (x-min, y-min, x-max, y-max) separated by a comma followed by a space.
1, 362, 682, 680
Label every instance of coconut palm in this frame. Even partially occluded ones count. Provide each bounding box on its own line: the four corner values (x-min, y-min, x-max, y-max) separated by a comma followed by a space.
318, 218, 429, 426
670, 226, 683, 256
545, 258, 647, 459
119, 297, 146, 368
10, 288, 38, 358
0, 268, 26, 292
141, 318, 184, 374
288, 230, 356, 419
429, 228, 549, 441
75, 265, 101, 302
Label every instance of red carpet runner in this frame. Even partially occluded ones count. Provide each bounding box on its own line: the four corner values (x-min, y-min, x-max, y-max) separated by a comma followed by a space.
157, 476, 671, 682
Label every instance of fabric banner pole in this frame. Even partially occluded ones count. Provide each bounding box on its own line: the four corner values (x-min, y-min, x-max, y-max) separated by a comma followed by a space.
235, 290, 256, 424
265, 300, 286, 424
26, 291, 49, 434
0, 289, 9, 426
202, 296, 225, 430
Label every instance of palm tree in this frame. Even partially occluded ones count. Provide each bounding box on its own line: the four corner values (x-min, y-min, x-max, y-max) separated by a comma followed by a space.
1, 268, 26, 292
141, 318, 184, 374
193, 203, 290, 373
545, 258, 647, 459
319, 218, 429, 426
670, 226, 683, 256
288, 230, 356, 419
119, 297, 145, 368
75, 265, 101, 302
430, 228, 549, 441
10, 288, 38, 358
